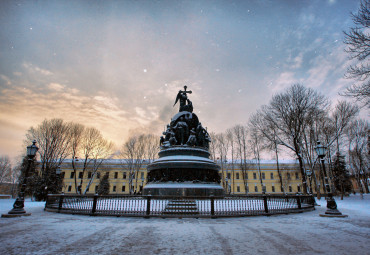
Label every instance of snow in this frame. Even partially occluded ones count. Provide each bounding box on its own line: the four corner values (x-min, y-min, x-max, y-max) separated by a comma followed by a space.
144, 183, 223, 189
0, 195, 369, 255
154, 155, 215, 163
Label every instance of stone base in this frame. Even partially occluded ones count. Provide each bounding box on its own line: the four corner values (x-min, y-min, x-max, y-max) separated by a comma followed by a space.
2, 213, 31, 218
143, 182, 224, 196
319, 213, 348, 218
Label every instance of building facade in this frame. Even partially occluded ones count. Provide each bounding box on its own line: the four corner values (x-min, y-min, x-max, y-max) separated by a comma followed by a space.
58, 159, 325, 195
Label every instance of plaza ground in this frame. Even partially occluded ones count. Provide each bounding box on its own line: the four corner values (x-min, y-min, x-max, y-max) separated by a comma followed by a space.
0, 195, 369, 255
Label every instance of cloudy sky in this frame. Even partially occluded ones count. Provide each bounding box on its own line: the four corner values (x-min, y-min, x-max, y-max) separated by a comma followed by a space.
0, 0, 365, 162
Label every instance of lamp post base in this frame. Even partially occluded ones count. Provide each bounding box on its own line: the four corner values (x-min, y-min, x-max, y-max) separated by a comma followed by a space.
2, 212, 31, 218
319, 195, 348, 217
319, 213, 348, 218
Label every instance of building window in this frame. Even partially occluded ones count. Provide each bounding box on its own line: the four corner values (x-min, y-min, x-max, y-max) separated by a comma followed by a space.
78, 185, 81, 192
68, 186, 72, 192
270, 173, 274, 179
95, 185, 98, 193
272, 186, 275, 192
262, 173, 265, 180
253, 173, 257, 179
97, 172, 101, 179
139, 186, 143, 192
237, 186, 240, 192
122, 185, 126, 192
236, 173, 239, 180
254, 185, 258, 192
245, 173, 248, 179
287, 173, 291, 180
262, 186, 266, 193
61, 172, 65, 179
113, 186, 116, 192
114, 172, 118, 179
297, 185, 301, 192
295, 172, 299, 180
141, 172, 144, 179
289, 186, 292, 192
88, 172, 92, 179
227, 173, 231, 179
70, 172, 75, 178
123, 172, 127, 179
78, 172, 83, 179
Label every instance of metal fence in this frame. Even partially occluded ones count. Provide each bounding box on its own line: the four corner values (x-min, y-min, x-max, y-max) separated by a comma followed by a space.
45, 194, 315, 218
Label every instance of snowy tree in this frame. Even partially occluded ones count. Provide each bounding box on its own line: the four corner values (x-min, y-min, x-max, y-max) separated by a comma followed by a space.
96, 172, 110, 195
331, 152, 352, 200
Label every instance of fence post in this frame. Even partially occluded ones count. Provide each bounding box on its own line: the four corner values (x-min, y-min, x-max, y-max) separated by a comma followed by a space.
296, 195, 302, 210
210, 195, 216, 218
91, 194, 98, 216
145, 195, 151, 218
58, 194, 64, 213
263, 195, 269, 214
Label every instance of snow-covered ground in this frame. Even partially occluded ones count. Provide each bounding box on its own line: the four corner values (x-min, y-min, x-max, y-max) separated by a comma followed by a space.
0, 194, 369, 255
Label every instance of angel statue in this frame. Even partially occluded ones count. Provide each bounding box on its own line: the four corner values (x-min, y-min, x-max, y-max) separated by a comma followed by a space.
173, 86, 193, 112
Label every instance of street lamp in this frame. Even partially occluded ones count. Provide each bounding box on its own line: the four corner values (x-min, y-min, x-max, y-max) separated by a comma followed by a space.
2, 140, 39, 217
314, 141, 346, 217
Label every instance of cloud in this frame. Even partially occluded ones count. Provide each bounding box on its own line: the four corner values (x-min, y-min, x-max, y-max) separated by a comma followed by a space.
23, 62, 53, 76
48, 83, 65, 91
268, 72, 303, 94
0, 74, 11, 85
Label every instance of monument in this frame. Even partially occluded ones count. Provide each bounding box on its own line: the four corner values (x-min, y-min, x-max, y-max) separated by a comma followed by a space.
143, 86, 224, 196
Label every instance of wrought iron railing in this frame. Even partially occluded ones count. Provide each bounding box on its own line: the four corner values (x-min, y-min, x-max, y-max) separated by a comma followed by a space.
45, 194, 315, 218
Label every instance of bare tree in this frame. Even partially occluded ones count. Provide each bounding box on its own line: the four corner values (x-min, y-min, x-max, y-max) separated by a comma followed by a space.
249, 113, 285, 193
79, 127, 115, 194
262, 84, 329, 194
0, 155, 12, 184
120, 134, 146, 194
214, 132, 230, 190
208, 132, 218, 161
231, 125, 249, 194
343, 0, 370, 107
143, 134, 160, 164
248, 126, 265, 193
26, 119, 72, 200
69, 123, 85, 193
346, 119, 369, 194
226, 129, 236, 194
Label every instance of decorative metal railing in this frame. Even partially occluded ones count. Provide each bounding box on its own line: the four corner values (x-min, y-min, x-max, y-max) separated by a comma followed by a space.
45, 194, 315, 218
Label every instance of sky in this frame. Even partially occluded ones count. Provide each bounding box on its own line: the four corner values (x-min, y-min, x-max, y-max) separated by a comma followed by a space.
0, 0, 366, 163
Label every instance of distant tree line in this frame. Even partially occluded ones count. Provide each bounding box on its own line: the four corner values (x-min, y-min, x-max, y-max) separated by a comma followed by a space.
209, 84, 368, 198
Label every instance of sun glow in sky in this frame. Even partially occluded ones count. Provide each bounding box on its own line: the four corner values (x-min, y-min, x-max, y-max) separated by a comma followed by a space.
0, 0, 365, 162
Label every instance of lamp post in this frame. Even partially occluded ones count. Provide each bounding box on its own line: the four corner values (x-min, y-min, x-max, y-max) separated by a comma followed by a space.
2, 140, 39, 217
314, 141, 346, 217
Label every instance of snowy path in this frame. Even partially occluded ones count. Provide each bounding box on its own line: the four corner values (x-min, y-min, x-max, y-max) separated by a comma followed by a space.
0, 195, 369, 255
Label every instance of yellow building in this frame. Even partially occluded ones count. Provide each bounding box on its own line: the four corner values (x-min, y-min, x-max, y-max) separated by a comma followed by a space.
58, 159, 323, 195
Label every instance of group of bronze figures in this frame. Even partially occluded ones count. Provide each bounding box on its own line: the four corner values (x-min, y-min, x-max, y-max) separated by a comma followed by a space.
160, 86, 211, 148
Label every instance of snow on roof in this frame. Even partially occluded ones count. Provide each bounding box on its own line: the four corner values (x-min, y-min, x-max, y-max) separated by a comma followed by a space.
60, 158, 300, 165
